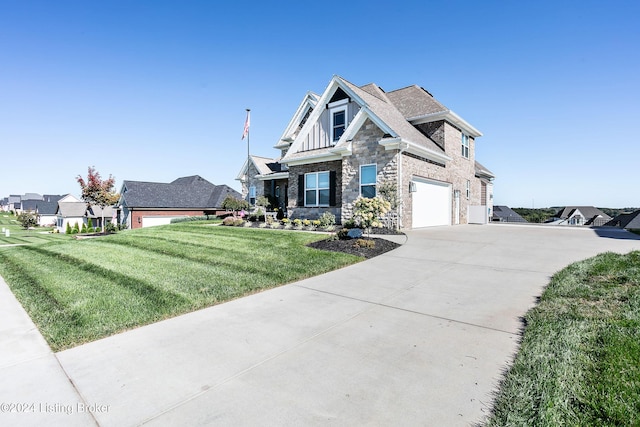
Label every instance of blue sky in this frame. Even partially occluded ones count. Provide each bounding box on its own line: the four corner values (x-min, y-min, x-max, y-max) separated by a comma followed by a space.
1, 0, 638, 208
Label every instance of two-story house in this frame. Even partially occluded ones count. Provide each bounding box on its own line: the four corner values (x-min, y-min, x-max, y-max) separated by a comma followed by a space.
237, 75, 494, 229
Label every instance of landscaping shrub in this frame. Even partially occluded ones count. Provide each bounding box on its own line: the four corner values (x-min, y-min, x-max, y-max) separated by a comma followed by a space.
222, 217, 236, 226
233, 219, 244, 226
318, 212, 336, 227
71, 222, 80, 234
354, 239, 376, 249
81, 223, 87, 233
66, 223, 72, 234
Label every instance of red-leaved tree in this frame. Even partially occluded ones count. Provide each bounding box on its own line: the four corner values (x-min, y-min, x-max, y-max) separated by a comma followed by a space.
76, 166, 119, 233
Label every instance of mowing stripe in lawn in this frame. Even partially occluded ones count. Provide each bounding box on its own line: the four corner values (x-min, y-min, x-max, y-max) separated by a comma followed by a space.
25, 245, 190, 310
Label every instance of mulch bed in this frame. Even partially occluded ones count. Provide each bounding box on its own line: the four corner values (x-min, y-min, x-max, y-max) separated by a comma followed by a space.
307, 237, 401, 259
229, 222, 404, 259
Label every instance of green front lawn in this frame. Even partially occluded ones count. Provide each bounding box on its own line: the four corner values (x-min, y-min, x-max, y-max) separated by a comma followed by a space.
0, 222, 361, 351
0, 216, 69, 245
485, 251, 640, 426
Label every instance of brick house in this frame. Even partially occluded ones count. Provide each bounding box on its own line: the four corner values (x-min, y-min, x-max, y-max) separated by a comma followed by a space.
237, 76, 494, 229
118, 175, 241, 229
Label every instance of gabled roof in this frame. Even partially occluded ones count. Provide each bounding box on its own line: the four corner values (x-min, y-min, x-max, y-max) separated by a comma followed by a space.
236, 155, 288, 182
120, 176, 240, 209
493, 206, 527, 222
275, 91, 320, 149
281, 75, 456, 166
22, 193, 43, 201
556, 206, 611, 221
21, 199, 60, 214
605, 210, 640, 229
57, 200, 88, 218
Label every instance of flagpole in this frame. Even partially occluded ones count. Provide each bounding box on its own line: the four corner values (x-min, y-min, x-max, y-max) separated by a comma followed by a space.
246, 108, 250, 183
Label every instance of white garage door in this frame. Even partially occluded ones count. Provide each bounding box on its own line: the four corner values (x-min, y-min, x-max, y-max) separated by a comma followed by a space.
412, 178, 451, 228
141, 216, 176, 228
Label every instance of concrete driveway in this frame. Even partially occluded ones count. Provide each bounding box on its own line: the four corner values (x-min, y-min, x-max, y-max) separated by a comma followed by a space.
3, 224, 640, 426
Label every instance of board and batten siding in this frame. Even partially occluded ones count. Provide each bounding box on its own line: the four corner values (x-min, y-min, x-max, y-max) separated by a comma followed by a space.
300, 101, 359, 152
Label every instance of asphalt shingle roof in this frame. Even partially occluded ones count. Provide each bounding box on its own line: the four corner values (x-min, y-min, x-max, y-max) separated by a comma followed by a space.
121, 175, 241, 209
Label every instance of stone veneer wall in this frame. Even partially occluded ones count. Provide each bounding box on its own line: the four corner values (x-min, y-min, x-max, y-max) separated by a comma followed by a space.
341, 119, 398, 222
287, 160, 342, 222
241, 161, 267, 203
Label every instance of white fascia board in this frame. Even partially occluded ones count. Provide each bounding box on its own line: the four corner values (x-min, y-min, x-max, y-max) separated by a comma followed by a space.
256, 172, 289, 181
408, 110, 483, 138
235, 158, 250, 181
379, 137, 452, 164
284, 152, 342, 167
283, 77, 361, 163
275, 91, 319, 149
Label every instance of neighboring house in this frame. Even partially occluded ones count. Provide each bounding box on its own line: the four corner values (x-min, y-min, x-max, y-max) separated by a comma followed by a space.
237, 75, 494, 228
118, 175, 241, 229
56, 194, 89, 232
19, 195, 63, 226
492, 206, 527, 223
551, 206, 611, 226
605, 210, 640, 230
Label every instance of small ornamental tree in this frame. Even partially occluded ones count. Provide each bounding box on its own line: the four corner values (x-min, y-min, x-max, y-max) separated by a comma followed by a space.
66, 222, 72, 234
17, 211, 39, 229
352, 196, 391, 238
221, 196, 249, 217
77, 166, 119, 234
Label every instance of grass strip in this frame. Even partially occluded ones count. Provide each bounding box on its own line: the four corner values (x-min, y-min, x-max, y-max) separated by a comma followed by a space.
485, 250, 640, 426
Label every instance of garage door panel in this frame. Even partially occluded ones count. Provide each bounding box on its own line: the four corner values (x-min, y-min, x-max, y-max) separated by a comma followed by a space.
141, 217, 175, 228
412, 179, 451, 228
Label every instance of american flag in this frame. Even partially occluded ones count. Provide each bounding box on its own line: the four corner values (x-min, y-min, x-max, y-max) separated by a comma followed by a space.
241, 110, 250, 140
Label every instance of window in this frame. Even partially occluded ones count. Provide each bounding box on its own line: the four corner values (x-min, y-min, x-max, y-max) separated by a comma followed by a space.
332, 110, 345, 141
360, 164, 377, 198
466, 180, 471, 199
461, 133, 470, 159
249, 186, 256, 205
328, 98, 349, 143
305, 172, 330, 206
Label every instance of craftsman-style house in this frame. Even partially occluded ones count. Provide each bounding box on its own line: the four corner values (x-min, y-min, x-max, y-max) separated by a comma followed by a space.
237, 76, 494, 229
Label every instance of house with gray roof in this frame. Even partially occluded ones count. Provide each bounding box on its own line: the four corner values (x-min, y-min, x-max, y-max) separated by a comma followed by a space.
551, 206, 611, 226
16, 195, 63, 226
237, 75, 494, 228
492, 206, 527, 223
605, 210, 640, 230
118, 175, 241, 229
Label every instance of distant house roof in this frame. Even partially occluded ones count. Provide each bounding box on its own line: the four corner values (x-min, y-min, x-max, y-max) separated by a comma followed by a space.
555, 206, 611, 223
57, 201, 88, 218
492, 206, 527, 222
605, 210, 640, 230
22, 193, 43, 201
120, 175, 241, 209
20, 199, 58, 215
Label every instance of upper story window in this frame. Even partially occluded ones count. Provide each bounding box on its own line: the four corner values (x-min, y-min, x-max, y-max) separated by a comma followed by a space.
333, 111, 345, 141
328, 99, 349, 144
466, 180, 471, 199
461, 133, 470, 159
360, 164, 377, 198
305, 171, 330, 206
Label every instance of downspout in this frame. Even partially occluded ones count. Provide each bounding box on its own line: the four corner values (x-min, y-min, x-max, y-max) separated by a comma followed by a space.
397, 142, 406, 230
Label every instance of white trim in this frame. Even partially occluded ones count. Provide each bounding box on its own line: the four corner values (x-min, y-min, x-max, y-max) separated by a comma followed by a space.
255, 172, 288, 181
285, 152, 342, 166
379, 137, 452, 164
275, 91, 319, 148
408, 110, 483, 138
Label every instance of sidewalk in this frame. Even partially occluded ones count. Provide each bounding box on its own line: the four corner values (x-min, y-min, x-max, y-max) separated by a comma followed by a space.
0, 277, 96, 426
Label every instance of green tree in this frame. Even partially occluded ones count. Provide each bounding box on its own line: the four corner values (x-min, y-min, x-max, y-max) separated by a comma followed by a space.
16, 211, 39, 229
77, 166, 119, 234
221, 196, 249, 217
